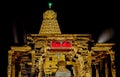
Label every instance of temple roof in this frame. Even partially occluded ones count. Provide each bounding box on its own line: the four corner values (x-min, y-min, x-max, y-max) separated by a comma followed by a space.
39, 2, 61, 35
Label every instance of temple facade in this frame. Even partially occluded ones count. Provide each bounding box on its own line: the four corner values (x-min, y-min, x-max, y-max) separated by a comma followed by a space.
7, 4, 116, 77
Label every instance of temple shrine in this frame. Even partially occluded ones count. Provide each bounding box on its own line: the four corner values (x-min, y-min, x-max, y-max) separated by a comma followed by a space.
7, 3, 116, 77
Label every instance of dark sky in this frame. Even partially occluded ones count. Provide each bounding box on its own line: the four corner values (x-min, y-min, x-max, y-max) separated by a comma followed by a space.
1, 0, 120, 44
0, 0, 120, 76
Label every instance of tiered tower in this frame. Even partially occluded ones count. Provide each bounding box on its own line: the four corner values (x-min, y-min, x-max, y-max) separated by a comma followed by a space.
39, 3, 61, 35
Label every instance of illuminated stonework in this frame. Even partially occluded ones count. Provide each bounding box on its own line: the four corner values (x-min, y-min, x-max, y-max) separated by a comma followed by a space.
8, 5, 116, 77
39, 9, 61, 35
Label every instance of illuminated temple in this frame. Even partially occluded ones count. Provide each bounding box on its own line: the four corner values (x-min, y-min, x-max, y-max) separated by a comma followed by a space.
8, 3, 116, 77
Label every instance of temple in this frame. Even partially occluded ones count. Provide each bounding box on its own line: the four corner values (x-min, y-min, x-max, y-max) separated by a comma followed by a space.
7, 3, 116, 77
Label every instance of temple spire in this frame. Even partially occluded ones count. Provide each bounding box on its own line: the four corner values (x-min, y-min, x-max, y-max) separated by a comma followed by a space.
39, 3, 61, 35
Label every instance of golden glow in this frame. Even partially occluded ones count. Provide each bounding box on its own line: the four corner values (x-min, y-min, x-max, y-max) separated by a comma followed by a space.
8, 6, 116, 77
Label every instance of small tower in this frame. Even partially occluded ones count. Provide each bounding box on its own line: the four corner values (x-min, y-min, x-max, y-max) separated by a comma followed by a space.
39, 2, 61, 35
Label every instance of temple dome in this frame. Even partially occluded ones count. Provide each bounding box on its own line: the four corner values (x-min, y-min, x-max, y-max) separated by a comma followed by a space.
43, 10, 57, 19
39, 9, 61, 35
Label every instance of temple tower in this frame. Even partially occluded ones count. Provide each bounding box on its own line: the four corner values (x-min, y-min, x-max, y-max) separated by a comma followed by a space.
39, 3, 61, 35
7, 2, 116, 77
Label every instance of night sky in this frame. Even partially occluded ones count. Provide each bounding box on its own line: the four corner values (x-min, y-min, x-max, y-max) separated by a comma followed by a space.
0, 0, 120, 76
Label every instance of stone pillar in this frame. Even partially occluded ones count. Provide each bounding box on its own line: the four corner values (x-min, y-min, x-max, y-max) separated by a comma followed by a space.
8, 50, 14, 77
38, 56, 43, 77
109, 50, 116, 77
75, 61, 81, 77
105, 62, 108, 77
107, 54, 112, 77
78, 55, 85, 77
8, 51, 12, 77
12, 64, 15, 77
95, 65, 99, 77
85, 52, 92, 77
31, 50, 35, 76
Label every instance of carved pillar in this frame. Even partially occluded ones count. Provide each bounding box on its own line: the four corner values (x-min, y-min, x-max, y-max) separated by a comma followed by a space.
12, 63, 15, 77
108, 54, 113, 77
74, 61, 79, 77
95, 65, 99, 77
77, 55, 85, 77
31, 50, 35, 76
86, 52, 92, 77
8, 50, 12, 77
38, 56, 43, 77
8, 50, 15, 77
18, 62, 22, 77
105, 62, 108, 77
109, 50, 116, 77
